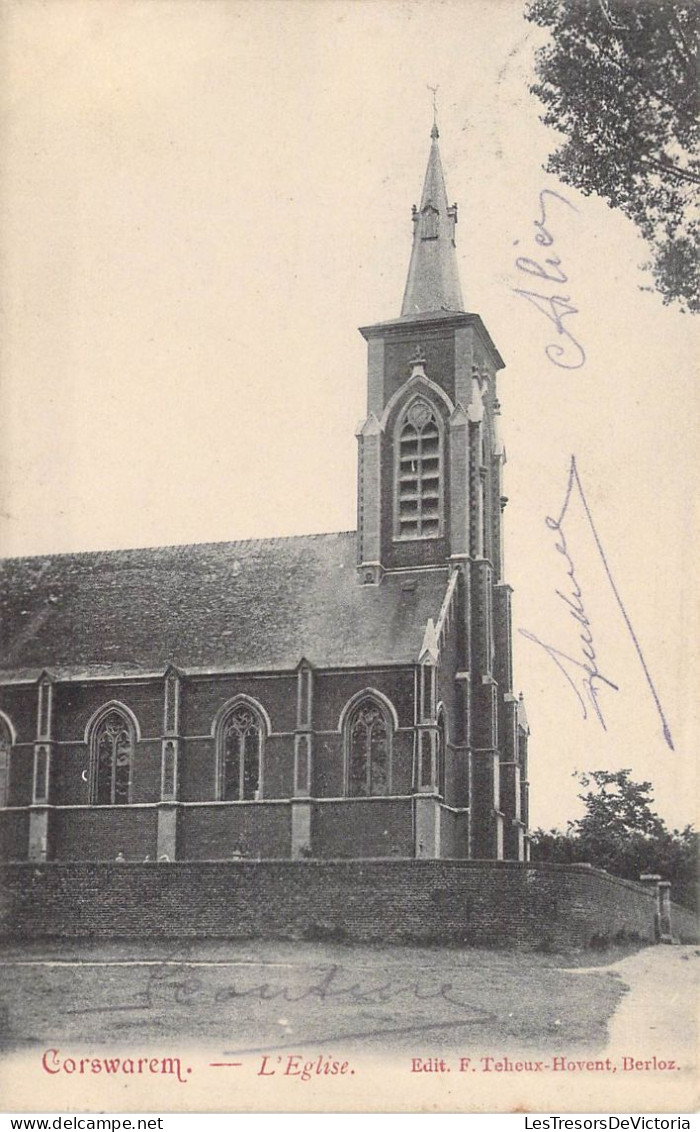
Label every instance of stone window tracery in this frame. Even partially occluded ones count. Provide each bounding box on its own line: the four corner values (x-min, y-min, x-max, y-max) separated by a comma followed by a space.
91, 709, 134, 805
219, 704, 262, 801
346, 698, 391, 797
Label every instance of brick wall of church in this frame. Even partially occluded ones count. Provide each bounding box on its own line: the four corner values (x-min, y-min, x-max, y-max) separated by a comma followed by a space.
0, 798, 418, 861
437, 806, 469, 858
177, 802, 291, 859
54, 681, 163, 741
0, 661, 433, 862
0, 809, 28, 861
0, 684, 35, 809
314, 670, 415, 731
3, 624, 522, 865
0, 684, 35, 745
383, 332, 457, 407
1, 664, 419, 813
3, 860, 693, 949
311, 799, 412, 858
183, 674, 297, 735
8, 747, 33, 808
51, 806, 158, 861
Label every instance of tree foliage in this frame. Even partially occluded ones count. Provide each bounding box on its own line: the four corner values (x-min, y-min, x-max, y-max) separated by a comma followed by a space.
531, 769, 697, 910
525, 0, 700, 312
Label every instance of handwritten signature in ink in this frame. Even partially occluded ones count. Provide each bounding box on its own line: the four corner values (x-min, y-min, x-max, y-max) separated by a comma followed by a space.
519, 456, 673, 750
513, 189, 585, 370
63, 955, 497, 1048
67, 958, 492, 1014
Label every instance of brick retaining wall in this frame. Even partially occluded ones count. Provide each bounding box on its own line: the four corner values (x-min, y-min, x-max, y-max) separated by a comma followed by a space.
2, 859, 695, 949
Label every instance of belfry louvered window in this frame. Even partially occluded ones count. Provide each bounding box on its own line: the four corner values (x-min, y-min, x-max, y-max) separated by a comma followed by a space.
396, 398, 442, 539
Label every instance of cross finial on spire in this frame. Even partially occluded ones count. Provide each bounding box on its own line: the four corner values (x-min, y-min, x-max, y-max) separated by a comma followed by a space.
427, 84, 439, 138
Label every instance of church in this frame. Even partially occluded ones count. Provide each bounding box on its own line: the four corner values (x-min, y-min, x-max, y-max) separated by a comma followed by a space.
0, 124, 530, 866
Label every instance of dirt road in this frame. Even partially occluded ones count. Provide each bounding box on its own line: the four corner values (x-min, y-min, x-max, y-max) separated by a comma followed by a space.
0, 940, 696, 1111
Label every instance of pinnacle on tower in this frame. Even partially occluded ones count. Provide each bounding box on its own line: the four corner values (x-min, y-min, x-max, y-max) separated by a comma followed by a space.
400, 123, 464, 317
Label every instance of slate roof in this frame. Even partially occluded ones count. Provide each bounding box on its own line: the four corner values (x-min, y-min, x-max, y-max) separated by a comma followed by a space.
0, 531, 450, 681
401, 125, 464, 318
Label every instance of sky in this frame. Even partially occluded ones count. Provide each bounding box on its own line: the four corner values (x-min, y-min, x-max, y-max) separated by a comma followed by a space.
0, 0, 696, 831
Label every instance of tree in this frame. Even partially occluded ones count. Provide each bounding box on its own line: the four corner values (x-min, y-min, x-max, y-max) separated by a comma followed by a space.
531, 769, 697, 910
525, 0, 700, 313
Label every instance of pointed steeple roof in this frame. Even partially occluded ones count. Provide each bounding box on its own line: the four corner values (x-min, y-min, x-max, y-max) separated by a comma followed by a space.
401, 124, 464, 317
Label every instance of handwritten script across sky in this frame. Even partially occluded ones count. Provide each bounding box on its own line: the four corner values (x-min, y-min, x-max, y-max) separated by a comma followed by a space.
519, 456, 673, 751
513, 189, 585, 370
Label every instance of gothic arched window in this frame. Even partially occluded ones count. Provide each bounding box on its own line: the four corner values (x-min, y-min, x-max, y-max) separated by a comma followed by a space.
219, 703, 263, 801
91, 708, 134, 805
395, 397, 443, 540
346, 697, 392, 797
436, 708, 447, 799
0, 717, 12, 808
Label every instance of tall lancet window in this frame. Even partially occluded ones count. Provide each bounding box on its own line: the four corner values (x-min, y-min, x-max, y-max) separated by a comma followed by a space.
0, 718, 12, 808
436, 708, 447, 799
219, 704, 263, 801
396, 398, 443, 539
91, 709, 134, 805
346, 698, 391, 797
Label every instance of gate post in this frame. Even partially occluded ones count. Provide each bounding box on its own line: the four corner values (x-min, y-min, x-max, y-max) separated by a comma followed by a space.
658, 880, 673, 943
639, 873, 662, 941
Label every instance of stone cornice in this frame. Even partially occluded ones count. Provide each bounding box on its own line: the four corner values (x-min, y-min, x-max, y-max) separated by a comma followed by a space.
358, 311, 505, 370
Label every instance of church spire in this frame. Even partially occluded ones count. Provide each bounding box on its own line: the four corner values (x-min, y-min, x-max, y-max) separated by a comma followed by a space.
400, 123, 464, 317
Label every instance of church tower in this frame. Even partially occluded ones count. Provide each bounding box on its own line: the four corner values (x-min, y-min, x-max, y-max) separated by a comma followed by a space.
356, 123, 529, 860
